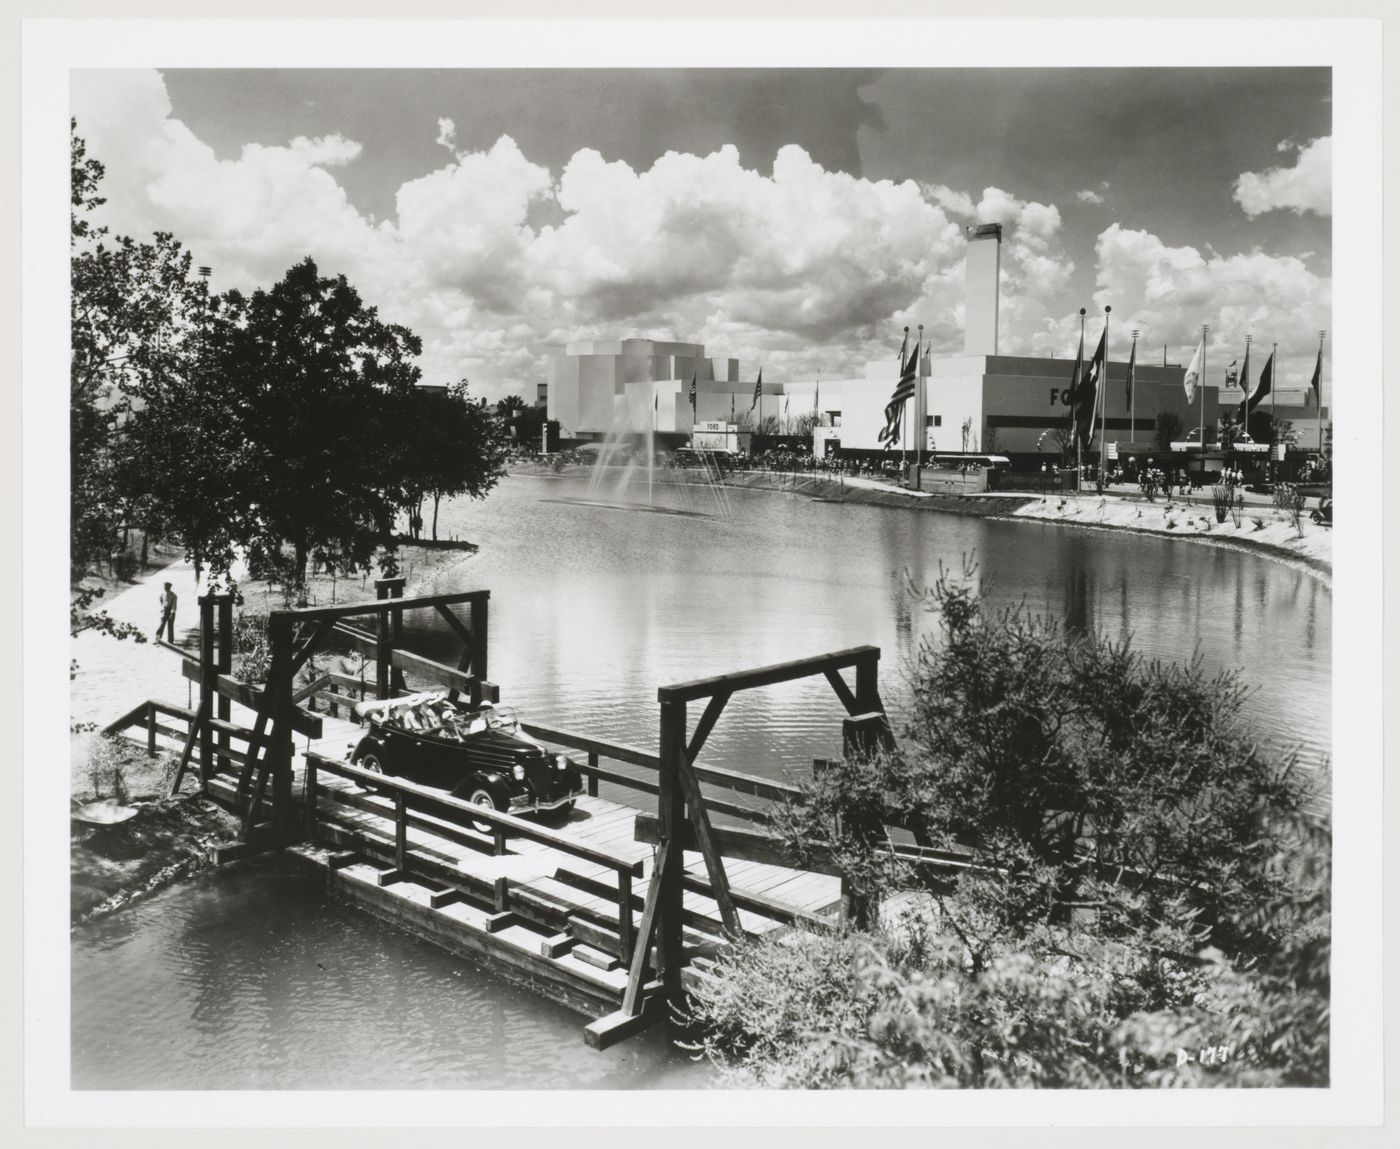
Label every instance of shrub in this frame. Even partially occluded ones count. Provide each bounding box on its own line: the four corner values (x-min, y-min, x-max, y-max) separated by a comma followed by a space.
231, 612, 271, 683
1252, 517, 1266, 531
690, 564, 1328, 1088
1210, 485, 1231, 523
1272, 483, 1306, 535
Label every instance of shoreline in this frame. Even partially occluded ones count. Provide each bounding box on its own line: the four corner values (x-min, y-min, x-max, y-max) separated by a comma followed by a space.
516, 464, 1332, 581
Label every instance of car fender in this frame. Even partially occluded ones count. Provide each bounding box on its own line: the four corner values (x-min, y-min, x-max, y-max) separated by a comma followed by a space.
351, 732, 385, 763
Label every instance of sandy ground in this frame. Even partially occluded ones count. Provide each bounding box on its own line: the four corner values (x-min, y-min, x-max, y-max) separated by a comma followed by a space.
69, 542, 480, 791
1003, 488, 1332, 581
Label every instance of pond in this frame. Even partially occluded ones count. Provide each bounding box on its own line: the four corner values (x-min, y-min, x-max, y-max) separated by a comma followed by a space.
71, 473, 1330, 1089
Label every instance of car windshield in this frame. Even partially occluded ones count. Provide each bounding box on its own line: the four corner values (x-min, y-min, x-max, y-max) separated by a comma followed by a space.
483, 706, 519, 732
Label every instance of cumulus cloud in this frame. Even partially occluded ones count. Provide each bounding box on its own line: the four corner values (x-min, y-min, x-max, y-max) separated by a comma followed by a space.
1076, 183, 1108, 205
1234, 137, 1331, 218
71, 70, 1326, 402
1090, 222, 1330, 392
288, 134, 362, 167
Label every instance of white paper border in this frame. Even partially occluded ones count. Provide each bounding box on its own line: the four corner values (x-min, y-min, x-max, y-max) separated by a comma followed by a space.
22, 15, 1384, 1130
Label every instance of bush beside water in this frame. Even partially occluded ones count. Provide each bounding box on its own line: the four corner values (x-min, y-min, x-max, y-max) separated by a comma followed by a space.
685, 562, 1329, 1088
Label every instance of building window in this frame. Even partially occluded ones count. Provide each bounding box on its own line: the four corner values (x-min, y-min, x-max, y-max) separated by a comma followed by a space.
928, 415, 942, 428
830, 411, 842, 427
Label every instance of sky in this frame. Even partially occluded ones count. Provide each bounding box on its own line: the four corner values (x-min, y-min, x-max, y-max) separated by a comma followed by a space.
70, 67, 1333, 405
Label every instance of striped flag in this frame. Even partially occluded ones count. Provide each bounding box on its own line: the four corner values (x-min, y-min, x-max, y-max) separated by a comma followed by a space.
1224, 359, 1239, 388
750, 368, 762, 410
1238, 343, 1252, 400
1309, 345, 1323, 406
878, 338, 919, 448
688, 372, 697, 413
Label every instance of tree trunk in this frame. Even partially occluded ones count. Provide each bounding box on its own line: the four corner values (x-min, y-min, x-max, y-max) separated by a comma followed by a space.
294, 537, 309, 589
432, 493, 440, 541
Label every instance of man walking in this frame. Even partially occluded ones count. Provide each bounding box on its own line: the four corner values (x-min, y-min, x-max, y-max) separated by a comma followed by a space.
156, 582, 178, 643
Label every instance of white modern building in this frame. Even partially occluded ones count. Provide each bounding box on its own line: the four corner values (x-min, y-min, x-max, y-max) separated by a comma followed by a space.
544, 223, 1325, 456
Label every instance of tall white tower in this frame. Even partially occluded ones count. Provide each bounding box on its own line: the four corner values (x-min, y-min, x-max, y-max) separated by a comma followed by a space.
963, 223, 1002, 356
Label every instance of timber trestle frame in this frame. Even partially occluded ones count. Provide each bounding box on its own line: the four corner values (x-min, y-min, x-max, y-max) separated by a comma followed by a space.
104, 580, 496, 843
105, 585, 958, 1047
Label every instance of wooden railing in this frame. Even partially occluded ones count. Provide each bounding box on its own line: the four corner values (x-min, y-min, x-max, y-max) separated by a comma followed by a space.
520, 722, 803, 825
305, 751, 644, 963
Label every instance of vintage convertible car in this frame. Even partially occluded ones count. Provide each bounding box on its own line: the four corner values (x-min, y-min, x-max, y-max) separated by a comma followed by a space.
349, 691, 584, 826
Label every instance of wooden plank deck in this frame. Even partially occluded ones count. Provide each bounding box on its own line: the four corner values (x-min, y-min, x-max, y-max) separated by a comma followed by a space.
291, 731, 841, 934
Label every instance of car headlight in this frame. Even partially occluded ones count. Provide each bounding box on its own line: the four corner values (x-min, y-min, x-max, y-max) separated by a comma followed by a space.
512, 764, 526, 780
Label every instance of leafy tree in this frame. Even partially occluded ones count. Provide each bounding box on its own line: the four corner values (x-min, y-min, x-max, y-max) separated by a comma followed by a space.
1153, 410, 1183, 452
494, 393, 546, 455
405, 382, 508, 540
220, 257, 424, 588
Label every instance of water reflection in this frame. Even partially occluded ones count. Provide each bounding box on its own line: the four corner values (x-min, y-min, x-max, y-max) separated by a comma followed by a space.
72, 862, 709, 1090
414, 475, 1330, 779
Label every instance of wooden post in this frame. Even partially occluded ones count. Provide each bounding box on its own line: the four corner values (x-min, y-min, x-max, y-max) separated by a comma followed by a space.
470, 596, 489, 708
198, 595, 216, 785
394, 792, 408, 872
376, 578, 407, 695
656, 697, 688, 1004
216, 595, 233, 774
617, 869, 634, 961
145, 703, 157, 756
374, 603, 391, 701
587, 750, 599, 798
374, 578, 405, 699
267, 614, 297, 843
304, 758, 318, 840
854, 649, 881, 714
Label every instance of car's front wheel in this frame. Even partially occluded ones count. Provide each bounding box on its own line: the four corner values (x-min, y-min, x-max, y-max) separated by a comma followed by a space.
454, 777, 506, 834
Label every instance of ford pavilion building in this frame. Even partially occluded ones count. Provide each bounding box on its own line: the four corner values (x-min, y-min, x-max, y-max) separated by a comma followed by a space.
545, 224, 1327, 464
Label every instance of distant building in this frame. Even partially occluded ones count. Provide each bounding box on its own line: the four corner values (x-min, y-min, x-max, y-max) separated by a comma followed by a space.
543, 225, 1326, 455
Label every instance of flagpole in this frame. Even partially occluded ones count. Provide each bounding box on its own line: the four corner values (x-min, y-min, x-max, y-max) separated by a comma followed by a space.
1130, 328, 1139, 452
916, 324, 925, 470
1270, 340, 1278, 481
1075, 308, 1085, 479
1317, 330, 1326, 456
1098, 306, 1110, 480
1199, 324, 1208, 463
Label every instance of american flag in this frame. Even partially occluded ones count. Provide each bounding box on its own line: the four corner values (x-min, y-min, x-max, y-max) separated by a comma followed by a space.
878, 340, 919, 448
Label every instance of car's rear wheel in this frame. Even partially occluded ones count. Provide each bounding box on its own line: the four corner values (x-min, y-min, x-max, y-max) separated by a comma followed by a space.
357, 752, 384, 792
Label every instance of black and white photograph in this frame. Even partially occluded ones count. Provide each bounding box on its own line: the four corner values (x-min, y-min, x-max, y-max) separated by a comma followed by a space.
22, 13, 1385, 1131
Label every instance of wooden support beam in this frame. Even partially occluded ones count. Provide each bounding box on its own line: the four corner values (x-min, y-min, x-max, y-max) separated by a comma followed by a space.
658, 645, 880, 705
621, 840, 670, 1017
181, 662, 322, 737
823, 667, 859, 715
584, 995, 666, 1051
684, 689, 730, 764
288, 617, 338, 680
168, 708, 207, 797
433, 602, 474, 650
269, 589, 489, 626
656, 699, 687, 1004
216, 597, 233, 774
674, 762, 742, 937
198, 596, 215, 784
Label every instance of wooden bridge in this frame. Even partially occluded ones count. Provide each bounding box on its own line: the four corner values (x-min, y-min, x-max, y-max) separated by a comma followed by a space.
104, 579, 949, 1048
